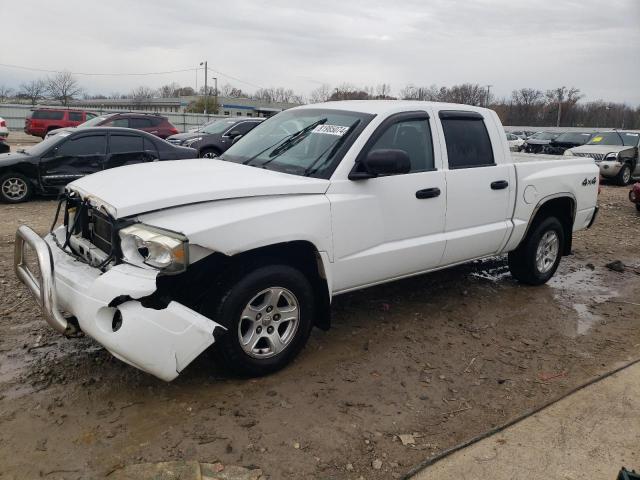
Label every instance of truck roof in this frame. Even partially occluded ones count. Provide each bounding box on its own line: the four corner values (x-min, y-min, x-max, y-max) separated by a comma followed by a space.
295, 100, 493, 116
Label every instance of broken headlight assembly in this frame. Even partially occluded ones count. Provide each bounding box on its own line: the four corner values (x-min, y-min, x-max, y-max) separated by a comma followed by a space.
604, 152, 619, 161
119, 224, 188, 274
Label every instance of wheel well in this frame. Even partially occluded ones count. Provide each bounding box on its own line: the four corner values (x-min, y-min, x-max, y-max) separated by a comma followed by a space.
153, 241, 332, 330
528, 196, 575, 255
199, 146, 221, 155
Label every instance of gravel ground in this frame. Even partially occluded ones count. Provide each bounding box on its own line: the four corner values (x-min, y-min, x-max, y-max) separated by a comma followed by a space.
0, 184, 639, 480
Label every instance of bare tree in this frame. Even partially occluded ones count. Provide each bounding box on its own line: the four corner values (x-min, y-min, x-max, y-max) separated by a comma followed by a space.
0, 85, 14, 102
374, 83, 393, 99
47, 71, 82, 105
309, 84, 331, 103
157, 82, 181, 98
545, 86, 582, 126
129, 86, 155, 106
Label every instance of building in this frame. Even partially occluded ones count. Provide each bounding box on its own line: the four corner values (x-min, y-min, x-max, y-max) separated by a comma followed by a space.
72, 96, 300, 117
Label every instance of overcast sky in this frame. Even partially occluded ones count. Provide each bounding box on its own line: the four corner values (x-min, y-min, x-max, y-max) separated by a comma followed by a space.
2, 0, 639, 104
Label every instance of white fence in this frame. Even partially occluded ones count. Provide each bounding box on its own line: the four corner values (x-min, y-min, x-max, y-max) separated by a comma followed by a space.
0, 103, 226, 133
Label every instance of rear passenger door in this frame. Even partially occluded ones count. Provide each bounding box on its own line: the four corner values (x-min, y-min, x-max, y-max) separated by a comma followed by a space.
104, 133, 155, 170
438, 110, 514, 265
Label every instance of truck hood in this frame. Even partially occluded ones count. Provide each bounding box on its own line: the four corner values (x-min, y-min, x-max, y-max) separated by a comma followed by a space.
568, 144, 632, 155
68, 159, 330, 218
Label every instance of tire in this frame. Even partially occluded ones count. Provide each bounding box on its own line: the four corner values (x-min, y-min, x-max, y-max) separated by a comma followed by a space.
615, 164, 632, 186
199, 147, 221, 159
0, 173, 33, 203
636, 203, 640, 212
508, 216, 565, 286
201, 264, 315, 377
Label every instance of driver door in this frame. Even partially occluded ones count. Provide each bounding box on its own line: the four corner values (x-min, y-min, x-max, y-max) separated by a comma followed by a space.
39, 133, 107, 187
327, 111, 447, 293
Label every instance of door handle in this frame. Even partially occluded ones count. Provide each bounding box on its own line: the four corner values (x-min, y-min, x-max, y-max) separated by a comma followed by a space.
416, 187, 441, 199
491, 180, 509, 190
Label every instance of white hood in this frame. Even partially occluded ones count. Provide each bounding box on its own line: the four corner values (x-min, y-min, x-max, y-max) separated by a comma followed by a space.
69, 159, 330, 218
568, 144, 632, 155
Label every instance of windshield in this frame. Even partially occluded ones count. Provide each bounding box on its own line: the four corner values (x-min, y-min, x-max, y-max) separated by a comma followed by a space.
78, 115, 110, 128
588, 131, 640, 147
221, 108, 375, 178
201, 120, 239, 134
553, 132, 592, 144
531, 132, 559, 140
21, 132, 70, 156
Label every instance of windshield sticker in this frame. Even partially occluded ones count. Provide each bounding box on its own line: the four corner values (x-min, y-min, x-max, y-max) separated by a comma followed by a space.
592, 136, 602, 142
312, 125, 350, 136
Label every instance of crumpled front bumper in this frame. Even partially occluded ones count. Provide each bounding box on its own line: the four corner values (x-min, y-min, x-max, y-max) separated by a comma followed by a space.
14, 225, 223, 381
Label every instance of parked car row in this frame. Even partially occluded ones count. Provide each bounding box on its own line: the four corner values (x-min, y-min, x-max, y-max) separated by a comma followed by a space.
0, 127, 196, 203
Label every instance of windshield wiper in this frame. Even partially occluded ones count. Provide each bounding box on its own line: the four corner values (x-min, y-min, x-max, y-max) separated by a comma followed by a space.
238, 119, 326, 167
268, 118, 327, 158
613, 129, 625, 146
303, 119, 361, 177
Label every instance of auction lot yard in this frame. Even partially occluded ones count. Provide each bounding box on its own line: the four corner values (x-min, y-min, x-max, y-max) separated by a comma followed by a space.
0, 178, 639, 478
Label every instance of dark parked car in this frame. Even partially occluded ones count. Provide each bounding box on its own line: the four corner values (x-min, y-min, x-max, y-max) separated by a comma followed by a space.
25, 108, 97, 138
0, 127, 196, 203
47, 112, 180, 140
523, 131, 562, 153
544, 132, 593, 155
167, 118, 263, 157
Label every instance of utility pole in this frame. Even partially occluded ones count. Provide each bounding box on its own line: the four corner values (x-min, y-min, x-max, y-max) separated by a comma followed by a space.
212, 77, 218, 114
485, 85, 492, 107
200, 61, 208, 115
556, 101, 562, 127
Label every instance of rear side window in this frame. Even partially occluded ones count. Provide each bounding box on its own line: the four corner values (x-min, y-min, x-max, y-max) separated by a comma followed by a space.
57, 135, 107, 156
130, 118, 152, 128
68, 112, 83, 122
440, 112, 495, 169
110, 135, 143, 153
32, 110, 64, 120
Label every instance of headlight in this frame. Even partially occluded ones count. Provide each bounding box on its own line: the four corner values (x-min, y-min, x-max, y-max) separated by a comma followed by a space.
183, 137, 202, 146
564, 149, 575, 156
605, 152, 618, 160
119, 224, 188, 273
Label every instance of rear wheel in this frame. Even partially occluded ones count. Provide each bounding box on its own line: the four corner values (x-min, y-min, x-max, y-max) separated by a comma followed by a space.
508, 216, 564, 285
616, 164, 632, 186
0, 173, 32, 203
201, 264, 315, 377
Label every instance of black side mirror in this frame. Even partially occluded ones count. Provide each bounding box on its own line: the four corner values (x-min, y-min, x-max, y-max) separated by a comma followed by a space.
349, 149, 411, 180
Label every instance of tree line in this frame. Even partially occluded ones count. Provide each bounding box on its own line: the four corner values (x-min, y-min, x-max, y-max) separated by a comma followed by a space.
1, 73, 638, 128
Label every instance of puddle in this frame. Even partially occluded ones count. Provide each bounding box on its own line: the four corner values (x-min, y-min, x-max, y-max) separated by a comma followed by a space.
548, 268, 619, 336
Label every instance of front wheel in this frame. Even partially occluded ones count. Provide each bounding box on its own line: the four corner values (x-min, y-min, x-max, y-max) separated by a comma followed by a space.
199, 147, 220, 159
0, 173, 33, 203
616, 164, 632, 186
508, 216, 565, 285
202, 264, 315, 377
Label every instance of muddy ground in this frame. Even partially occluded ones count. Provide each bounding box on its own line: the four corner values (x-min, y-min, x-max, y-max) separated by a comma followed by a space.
0, 183, 639, 479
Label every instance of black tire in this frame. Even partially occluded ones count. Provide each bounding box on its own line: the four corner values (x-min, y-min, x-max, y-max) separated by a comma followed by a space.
0, 172, 33, 203
201, 264, 315, 377
508, 216, 565, 286
199, 147, 221, 159
615, 164, 632, 186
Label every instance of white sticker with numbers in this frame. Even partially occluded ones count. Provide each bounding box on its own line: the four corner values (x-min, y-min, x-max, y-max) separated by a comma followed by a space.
312, 125, 350, 136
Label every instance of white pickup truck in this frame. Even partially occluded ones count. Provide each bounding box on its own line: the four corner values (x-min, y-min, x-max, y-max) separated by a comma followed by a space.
15, 101, 599, 381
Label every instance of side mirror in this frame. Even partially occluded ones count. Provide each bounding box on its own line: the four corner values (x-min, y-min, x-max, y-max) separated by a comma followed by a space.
349, 149, 411, 180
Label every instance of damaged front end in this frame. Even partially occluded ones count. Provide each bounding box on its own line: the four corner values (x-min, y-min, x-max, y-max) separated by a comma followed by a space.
14, 192, 224, 381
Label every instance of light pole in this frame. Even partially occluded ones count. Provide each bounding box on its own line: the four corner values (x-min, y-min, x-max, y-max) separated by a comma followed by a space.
485, 85, 492, 107
200, 61, 208, 115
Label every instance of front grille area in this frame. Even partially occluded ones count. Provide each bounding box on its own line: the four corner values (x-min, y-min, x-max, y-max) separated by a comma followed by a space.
64, 197, 116, 259
574, 152, 605, 161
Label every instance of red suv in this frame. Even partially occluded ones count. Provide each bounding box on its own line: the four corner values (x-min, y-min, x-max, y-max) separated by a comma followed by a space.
77, 112, 179, 139
24, 108, 96, 138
